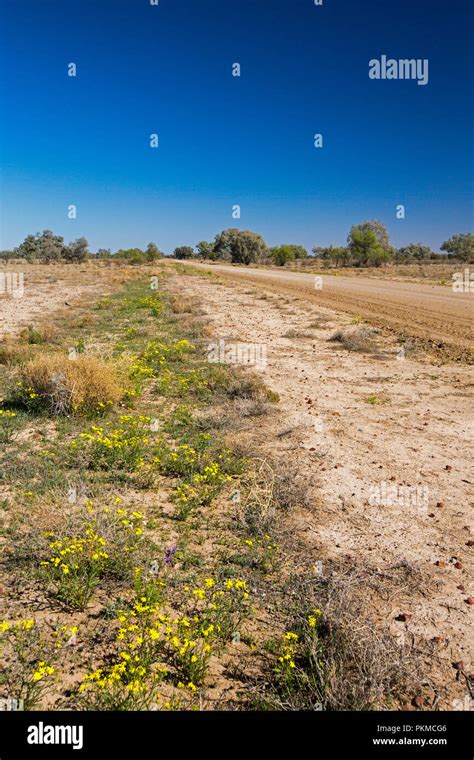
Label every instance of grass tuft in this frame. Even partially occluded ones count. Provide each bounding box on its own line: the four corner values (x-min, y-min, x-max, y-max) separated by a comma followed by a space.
13, 354, 123, 416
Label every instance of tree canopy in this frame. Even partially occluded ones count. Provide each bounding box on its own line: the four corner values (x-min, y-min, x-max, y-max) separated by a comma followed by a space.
173, 246, 195, 260
441, 233, 474, 262
213, 228, 268, 265
270, 244, 308, 266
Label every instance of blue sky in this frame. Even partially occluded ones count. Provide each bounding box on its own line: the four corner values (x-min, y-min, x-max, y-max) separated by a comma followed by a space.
0, 0, 472, 253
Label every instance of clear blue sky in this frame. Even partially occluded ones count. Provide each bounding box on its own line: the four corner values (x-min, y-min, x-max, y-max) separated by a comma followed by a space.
0, 0, 472, 253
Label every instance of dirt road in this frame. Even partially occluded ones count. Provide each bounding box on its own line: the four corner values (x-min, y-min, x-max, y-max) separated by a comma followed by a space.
180, 263, 473, 360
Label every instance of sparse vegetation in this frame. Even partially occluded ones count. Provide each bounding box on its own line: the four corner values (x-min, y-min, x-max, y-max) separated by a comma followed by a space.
0, 262, 454, 714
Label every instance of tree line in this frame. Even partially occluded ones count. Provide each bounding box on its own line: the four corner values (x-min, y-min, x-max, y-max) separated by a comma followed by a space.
0, 232, 163, 264
174, 222, 473, 266
1, 223, 473, 266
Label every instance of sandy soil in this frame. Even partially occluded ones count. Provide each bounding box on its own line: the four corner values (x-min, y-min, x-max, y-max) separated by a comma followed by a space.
172, 270, 474, 710
180, 263, 474, 361
0, 263, 133, 338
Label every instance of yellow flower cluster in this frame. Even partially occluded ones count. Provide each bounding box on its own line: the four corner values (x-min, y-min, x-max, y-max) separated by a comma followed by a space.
243, 535, 279, 572
32, 662, 55, 682
41, 529, 109, 577
79, 419, 149, 448
71, 416, 152, 471
53, 625, 79, 648
143, 339, 195, 368
173, 461, 232, 518
0, 618, 34, 633
129, 357, 155, 383
0, 409, 17, 418
129, 339, 195, 388
0, 618, 69, 708
157, 367, 206, 398
40, 503, 145, 609
274, 609, 325, 686
308, 609, 322, 629
15, 381, 38, 400
123, 294, 164, 315
0, 407, 19, 442
161, 443, 199, 475
79, 577, 250, 707
276, 632, 299, 675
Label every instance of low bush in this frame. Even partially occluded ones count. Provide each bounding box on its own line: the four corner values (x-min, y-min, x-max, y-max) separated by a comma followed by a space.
70, 415, 153, 471
78, 577, 250, 708
40, 501, 146, 610
13, 354, 123, 416
0, 619, 76, 709
0, 341, 34, 366
21, 323, 59, 345
328, 326, 378, 353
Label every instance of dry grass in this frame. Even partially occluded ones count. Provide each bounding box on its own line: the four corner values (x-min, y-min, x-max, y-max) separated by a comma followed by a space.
261, 566, 422, 711
307, 317, 333, 329
70, 312, 98, 329
170, 295, 195, 314
272, 462, 310, 513
231, 455, 421, 711
14, 354, 123, 416
221, 366, 280, 403
283, 329, 315, 339
21, 322, 59, 345
328, 326, 378, 353
231, 397, 273, 418
0, 341, 34, 366
204, 364, 279, 404
236, 459, 309, 536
